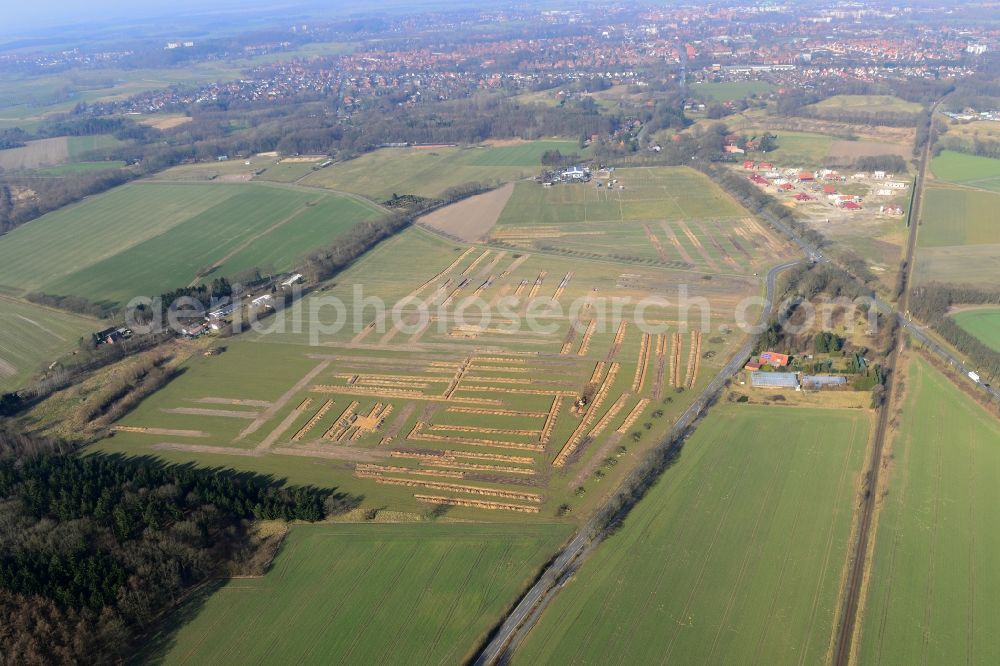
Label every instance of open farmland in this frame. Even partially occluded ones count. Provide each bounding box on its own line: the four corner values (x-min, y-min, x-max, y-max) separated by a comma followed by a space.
0, 137, 71, 170
492, 167, 792, 274
914, 184, 1000, 285
826, 139, 911, 163
727, 107, 916, 151
742, 128, 834, 166
939, 118, 1000, 145
691, 80, 775, 101
951, 307, 1000, 353
145, 522, 570, 665
931, 150, 1000, 192
33, 160, 128, 175
856, 356, 1000, 665
0, 134, 123, 171
515, 404, 870, 665
300, 140, 586, 201
419, 183, 514, 241
93, 207, 779, 518
809, 94, 922, 114
0, 295, 98, 391
0, 182, 380, 305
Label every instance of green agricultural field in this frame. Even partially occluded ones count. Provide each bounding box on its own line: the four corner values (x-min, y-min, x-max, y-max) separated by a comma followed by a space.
856, 356, 1000, 665
0, 134, 123, 171
0, 295, 98, 391
931, 150, 1000, 192
916, 185, 1000, 285
301, 140, 586, 200
144, 522, 570, 665
33, 160, 128, 175
952, 308, 1000, 353
515, 404, 870, 665
491, 166, 785, 273
0, 182, 379, 305
66, 134, 124, 159
742, 128, 833, 166
810, 94, 922, 114
918, 185, 1000, 247
691, 80, 775, 101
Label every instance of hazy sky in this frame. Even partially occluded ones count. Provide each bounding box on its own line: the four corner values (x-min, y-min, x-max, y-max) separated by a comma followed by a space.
0, 0, 289, 38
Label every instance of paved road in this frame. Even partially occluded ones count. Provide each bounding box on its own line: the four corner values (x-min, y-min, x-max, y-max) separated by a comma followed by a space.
473, 258, 801, 666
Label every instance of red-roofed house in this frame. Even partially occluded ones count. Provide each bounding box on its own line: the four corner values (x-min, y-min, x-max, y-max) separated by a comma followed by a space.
794, 193, 813, 201
823, 185, 836, 195
750, 174, 770, 186
798, 171, 815, 181
743, 160, 756, 170
759, 162, 774, 170
760, 351, 790, 367
842, 201, 862, 210
779, 182, 794, 191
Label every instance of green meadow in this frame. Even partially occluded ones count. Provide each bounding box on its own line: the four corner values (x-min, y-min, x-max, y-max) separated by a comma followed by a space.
692, 80, 775, 101
0, 182, 380, 305
952, 308, 1000, 353
856, 356, 1000, 665
516, 404, 869, 665
491, 167, 777, 273
145, 522, 570, 665
741, 128, 833, 166
0, 296, 98, 391
301, 140, 586, 200
918, 185, 1000, 247
931, 150, 1000, 192
810, 94, 922, 114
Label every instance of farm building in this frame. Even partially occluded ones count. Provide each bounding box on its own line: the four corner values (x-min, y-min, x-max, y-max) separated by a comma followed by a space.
207, 304, 235, 319
886, 181, 908, 190
280, 273, 304, 288
561, 166, 591, 181
759, 351, 790, 367
750, 372, 800, 389
801, 375, 848, 389
794, 193, 813, 201
95, 326, 131, 345
251, 294, 274, 308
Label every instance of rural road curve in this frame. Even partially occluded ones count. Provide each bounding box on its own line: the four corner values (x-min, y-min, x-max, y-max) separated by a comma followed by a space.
473, 258, 801, 666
